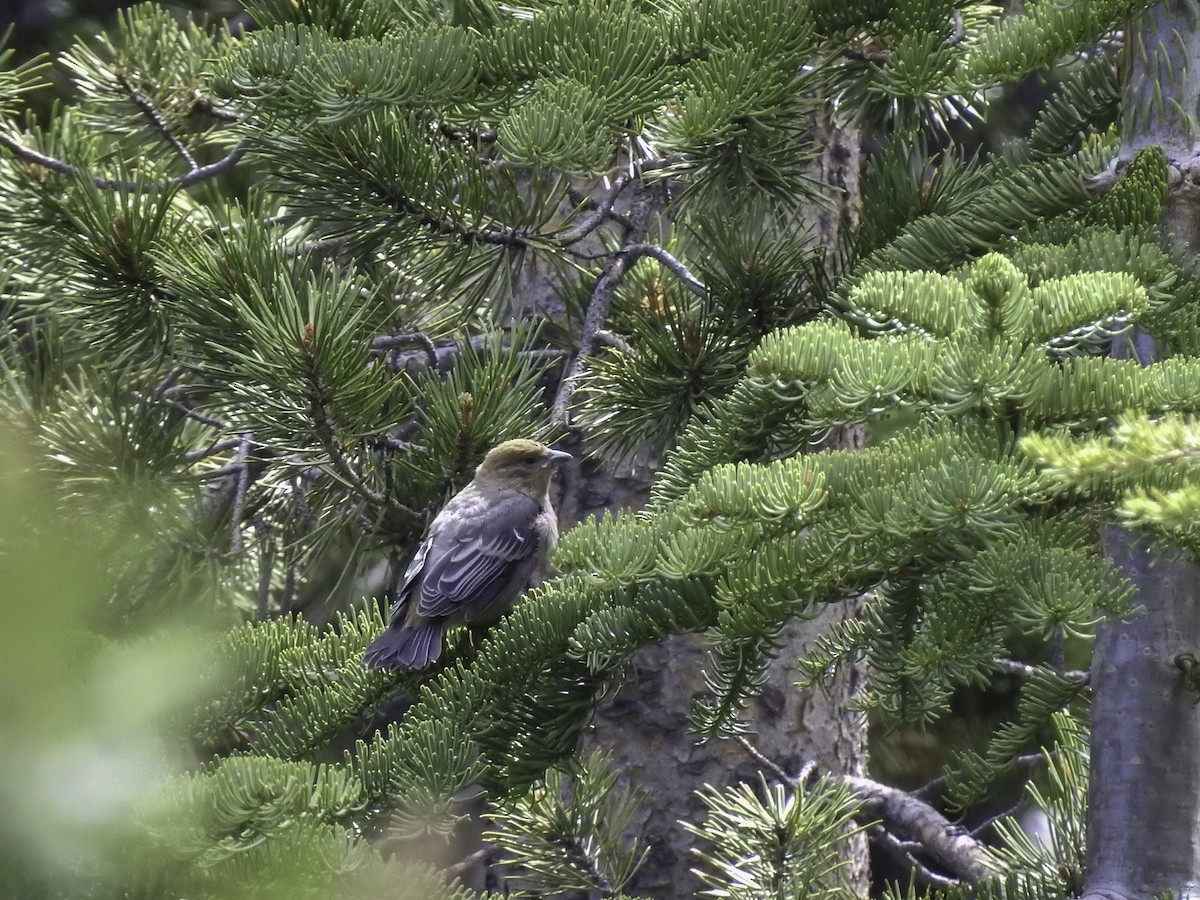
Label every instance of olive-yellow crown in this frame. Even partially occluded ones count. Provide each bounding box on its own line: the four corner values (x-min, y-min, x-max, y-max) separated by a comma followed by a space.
474, 439, 571, 482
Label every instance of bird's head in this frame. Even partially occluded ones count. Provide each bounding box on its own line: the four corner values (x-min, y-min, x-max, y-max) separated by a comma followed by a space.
473, 439, 571, 495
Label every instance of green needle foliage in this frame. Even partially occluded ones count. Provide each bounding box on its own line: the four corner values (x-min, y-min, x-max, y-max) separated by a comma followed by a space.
1, 0, 1197, 897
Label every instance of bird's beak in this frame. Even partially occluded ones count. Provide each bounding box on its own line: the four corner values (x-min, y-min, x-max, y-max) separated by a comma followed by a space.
547, 449, 573, 464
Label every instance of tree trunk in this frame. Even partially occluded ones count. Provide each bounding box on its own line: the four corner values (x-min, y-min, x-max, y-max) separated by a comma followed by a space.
585, 109, 869, 900
1083, 3, 1200, 896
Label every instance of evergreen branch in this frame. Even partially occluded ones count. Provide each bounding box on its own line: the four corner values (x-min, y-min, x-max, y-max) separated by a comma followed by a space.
0, 131, 249, 191
915, 753, 1045, 801
393, 194, 531, 247
312, 398, 418, 523
301, 333, 421, 525
116, 71, 197, 169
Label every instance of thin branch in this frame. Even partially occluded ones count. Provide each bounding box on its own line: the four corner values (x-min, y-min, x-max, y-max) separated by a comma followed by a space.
190, 95, 243, 122
290, 477, 319, 530
551, 185, 660, 426
254, 518, 274, 620
117, 73, 197, 169
993, 657, 1089, 684
971, 797, 1026, 838
552, 248, 640, 427
167, 400, 229, 430
558, 170, 634, 245
370, 332, 439, 368
619, 243, 707, 297
288, 235, 351, 258
0, 131, 249, 192
566, 242, 707, 297
152, 366, 184, 395
183, 437, 245, 463
839, 774, 998, 884
945, 10, 966, 48
303, 350, 422, 525
594, 329, 635, 356
915, 752, 1045, 800
230, 433, 252, 553
444, 848, 490, 879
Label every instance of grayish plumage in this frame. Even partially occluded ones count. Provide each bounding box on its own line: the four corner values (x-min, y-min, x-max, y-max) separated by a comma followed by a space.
364, 440, 570, 670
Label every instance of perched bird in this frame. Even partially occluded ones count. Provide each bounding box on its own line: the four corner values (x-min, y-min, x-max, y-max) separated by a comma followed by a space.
364, 439, 571, 671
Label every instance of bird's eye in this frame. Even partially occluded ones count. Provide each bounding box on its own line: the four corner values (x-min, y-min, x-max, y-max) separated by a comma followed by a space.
522, 455, 539, 465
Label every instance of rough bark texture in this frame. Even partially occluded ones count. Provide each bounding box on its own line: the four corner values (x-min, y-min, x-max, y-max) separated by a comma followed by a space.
1082, 4, 1200, 896
590, 609, 867, 898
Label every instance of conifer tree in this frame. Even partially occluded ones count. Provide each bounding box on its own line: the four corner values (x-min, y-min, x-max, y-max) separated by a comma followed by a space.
2, 1, 1199, 898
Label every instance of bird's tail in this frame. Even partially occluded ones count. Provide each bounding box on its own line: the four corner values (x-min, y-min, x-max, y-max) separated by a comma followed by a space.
364, 622, 444, 670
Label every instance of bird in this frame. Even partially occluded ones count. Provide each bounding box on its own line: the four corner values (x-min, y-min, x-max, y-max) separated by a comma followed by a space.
364, 439, 571, 670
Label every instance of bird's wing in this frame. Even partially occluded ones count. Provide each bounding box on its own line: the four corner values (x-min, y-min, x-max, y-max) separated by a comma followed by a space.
387, 537, 432, 619
415, 493, 542, 623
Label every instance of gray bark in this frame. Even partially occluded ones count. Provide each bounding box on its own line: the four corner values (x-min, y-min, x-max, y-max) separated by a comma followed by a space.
583, 112, 869, 899
1083, 4, 1200, 896
1087, 531, 1200, 899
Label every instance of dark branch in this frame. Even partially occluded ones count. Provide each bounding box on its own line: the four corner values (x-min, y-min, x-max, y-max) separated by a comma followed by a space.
0, 131, 249, 192
117, 73, 197, 169
619, 243, 707, 297
558, 170, 634, 245
840, 774, 998, 884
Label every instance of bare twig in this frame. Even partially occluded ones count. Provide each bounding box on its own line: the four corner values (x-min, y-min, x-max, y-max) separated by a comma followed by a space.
971, 797, 1026, 837
558, 170, 634, 245
370, 332, 439, 369
945, 10, 966, 48
152, 366, 185, 395
915, 751, 1044, 800
183, 437, 244, 463
619, 243, 707, 297
0, 131, 249, 192
840, 774, 998, 883
117, 73, 197, 169
594, 329, 635, 355
230, 433, 252, 553
552, 248, 641, 426
735, 735, 792, 783
168, 400, 229, 430
993, 657, 1089, 684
